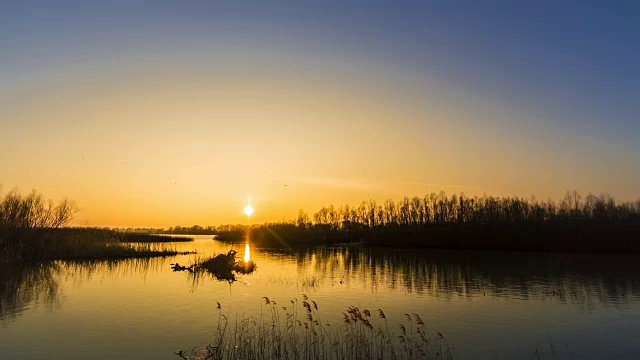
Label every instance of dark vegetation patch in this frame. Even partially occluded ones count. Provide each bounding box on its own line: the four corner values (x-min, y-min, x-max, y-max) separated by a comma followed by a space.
215, 191, 640, 253
0, 189, 192, 262
171, 249, 256, 282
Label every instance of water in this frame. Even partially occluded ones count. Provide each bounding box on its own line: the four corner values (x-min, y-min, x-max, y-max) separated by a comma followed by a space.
2, 235, 640, 359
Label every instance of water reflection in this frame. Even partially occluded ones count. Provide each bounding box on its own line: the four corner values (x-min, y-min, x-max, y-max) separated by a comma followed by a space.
244, 243, 251, 262
61, 257, 165, 280
0, 262, 61, 321
289, 247, 640, 306
2, 245, 640, 324
0, 258, 168, 322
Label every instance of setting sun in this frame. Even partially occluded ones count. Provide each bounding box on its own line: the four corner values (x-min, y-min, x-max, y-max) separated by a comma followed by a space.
244, 205, 254, 217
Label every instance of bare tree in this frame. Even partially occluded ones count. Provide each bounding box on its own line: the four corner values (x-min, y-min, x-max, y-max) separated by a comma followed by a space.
0, 189, 78, 229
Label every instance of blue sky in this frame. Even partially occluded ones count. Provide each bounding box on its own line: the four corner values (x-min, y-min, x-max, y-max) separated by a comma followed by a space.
4, 1, 639, 145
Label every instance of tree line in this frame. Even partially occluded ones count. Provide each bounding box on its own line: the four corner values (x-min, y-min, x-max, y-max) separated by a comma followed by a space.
216, 191, 640, 252
297, 191, 640, 230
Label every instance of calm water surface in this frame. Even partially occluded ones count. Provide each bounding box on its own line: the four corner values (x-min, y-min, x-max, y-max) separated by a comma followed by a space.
2, 235, 640, 359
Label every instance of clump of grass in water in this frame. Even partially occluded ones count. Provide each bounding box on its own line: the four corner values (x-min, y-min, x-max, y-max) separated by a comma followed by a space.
58, 236, 194, 261
108, 242, 193, 260
172, 250, 256, 282
175, 296, 453, 360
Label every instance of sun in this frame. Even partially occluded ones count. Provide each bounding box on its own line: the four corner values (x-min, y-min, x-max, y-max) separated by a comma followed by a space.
244, 204, 254, 217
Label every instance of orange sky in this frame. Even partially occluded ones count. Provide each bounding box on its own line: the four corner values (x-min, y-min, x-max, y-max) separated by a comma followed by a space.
3, 52, 639, 228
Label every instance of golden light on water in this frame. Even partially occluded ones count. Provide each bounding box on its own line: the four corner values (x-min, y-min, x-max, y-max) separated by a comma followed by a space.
244, 204, 254, 217
244, 243, 251, 262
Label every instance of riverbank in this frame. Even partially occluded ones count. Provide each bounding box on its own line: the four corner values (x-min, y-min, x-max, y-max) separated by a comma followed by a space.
215, 220, 640, 253
0, 228, 193, 262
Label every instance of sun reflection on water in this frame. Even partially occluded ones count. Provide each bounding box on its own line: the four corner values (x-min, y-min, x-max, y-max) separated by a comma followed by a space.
244, 243, 251, 262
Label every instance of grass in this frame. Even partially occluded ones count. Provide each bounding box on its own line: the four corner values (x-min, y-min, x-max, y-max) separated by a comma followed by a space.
0, 228, 193, 262
119, 233, 194, 243
175, 296, 453, 360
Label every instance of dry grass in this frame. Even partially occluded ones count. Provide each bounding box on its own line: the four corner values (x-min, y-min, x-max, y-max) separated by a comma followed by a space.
0, 228, 192, 262
175, 296, 454, 360
119, 233, 194, 242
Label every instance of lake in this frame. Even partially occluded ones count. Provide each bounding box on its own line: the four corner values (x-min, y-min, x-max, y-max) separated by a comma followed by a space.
2, 235, 640, 359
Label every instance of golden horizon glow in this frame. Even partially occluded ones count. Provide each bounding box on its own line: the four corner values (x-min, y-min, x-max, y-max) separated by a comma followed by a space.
3, 51, 640, 228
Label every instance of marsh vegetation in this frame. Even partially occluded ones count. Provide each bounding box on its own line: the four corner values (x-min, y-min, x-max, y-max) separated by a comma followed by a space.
0, 189, 192, 262
120, 233, 194, 243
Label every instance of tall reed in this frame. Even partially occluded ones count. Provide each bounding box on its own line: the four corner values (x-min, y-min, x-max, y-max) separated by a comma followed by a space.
176, 296, 453, 360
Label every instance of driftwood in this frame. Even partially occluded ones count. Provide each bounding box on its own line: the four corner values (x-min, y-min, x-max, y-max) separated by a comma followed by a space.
170, 263, 196, 272
170, 249, 256, 281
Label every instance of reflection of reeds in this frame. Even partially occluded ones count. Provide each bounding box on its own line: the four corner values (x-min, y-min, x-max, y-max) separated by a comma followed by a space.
175, 297, 453, 360
297, 247, 640, 306
1, 257, 171, 322
301, 275, 322, 289
0, 262, 61, 321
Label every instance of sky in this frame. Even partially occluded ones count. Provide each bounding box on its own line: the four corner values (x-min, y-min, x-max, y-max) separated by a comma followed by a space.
1, 1, 639, 227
